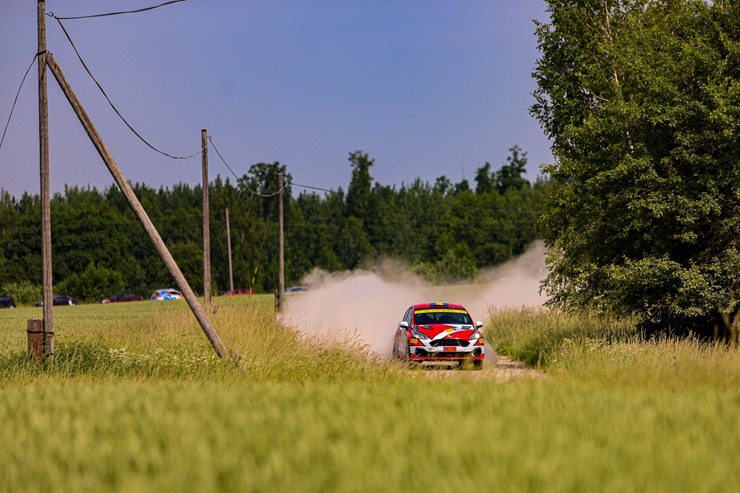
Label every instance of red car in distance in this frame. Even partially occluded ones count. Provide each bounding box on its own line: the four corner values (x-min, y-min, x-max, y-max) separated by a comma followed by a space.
223, 288, 254, 297
101, 293, 144, 303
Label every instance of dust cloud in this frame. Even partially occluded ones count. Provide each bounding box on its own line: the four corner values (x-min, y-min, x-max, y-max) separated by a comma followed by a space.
279, 241, 548, 357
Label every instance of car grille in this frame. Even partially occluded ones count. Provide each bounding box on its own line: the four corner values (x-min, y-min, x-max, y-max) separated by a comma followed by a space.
413, 347, 483, 358
430, 338, 469, 348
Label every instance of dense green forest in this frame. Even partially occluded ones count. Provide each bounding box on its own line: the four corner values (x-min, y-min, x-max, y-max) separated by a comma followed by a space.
0, 147, 547, 304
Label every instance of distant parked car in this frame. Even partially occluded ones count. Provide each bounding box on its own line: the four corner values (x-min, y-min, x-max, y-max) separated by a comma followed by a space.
223, 288, 254, 297
284, 286, 310, 295
150, 289, 183, 301
0, 295, 16, 309
101, 293, 144, 304
34, 295, 79, 307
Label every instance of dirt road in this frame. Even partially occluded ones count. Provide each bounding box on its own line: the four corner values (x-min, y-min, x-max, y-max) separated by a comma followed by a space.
415, 343, 544, 381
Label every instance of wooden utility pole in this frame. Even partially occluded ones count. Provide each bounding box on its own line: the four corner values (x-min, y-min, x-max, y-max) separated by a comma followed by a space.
226, 208, 234, 292
46, 53, 230, 360
277, 173, 285, 310
38, 0, 54, 359
201, 129, 211, 306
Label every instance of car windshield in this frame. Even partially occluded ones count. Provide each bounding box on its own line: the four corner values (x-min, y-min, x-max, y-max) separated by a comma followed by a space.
414, 309, 472, 325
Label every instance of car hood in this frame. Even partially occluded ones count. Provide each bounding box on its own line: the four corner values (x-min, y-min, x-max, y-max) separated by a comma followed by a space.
415, 324, 476, 340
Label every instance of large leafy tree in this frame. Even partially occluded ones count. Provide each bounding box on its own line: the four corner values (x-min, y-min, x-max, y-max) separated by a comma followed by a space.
533, 0, 740, 340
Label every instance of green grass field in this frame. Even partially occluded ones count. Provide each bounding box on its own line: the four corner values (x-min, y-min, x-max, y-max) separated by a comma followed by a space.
0, 298, 738, 492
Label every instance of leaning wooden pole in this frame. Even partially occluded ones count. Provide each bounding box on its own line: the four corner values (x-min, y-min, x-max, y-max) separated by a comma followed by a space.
46, 53, 230, 359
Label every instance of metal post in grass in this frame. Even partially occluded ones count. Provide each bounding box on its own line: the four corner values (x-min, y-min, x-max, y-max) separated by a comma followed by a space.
27, 318, 53, 362
45, 53, 232, 361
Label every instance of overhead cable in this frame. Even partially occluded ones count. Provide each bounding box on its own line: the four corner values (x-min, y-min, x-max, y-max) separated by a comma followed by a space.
207, 137, 240, 181
291, 182, 333, 193
0, 55, 38, 152
50, 0, 187, 21
50, 14, 203, 160
208, 137, 287, 198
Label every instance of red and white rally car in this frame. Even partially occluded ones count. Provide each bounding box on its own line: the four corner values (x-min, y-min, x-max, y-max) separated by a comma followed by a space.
392, 302, 485, 370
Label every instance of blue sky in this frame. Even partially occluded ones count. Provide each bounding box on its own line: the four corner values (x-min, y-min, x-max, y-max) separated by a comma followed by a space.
1, 1, 552, 198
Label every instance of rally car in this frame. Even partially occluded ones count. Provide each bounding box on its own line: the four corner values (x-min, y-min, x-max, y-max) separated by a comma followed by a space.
392, 302, 485, 370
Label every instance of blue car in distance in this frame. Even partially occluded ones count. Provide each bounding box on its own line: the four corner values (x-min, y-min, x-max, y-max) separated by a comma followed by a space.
150, 289, 183, 301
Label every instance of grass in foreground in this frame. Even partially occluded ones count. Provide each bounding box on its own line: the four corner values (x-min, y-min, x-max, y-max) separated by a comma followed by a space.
1, 379, 738, 492
0, 299, 738, 492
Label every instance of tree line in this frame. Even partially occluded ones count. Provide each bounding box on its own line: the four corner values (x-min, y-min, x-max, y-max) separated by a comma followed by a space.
0, 147, 546, 304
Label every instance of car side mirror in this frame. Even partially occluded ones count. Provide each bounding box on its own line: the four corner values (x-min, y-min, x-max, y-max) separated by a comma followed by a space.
400, 321, 409, 329
476, 321, 483, 328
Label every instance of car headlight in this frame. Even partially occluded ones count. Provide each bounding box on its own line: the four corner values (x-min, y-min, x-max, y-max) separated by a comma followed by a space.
469, 331, 483, 341
413, 331, 430, 341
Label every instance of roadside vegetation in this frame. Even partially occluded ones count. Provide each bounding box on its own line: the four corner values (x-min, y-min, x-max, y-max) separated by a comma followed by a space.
487, 307, 740, 387
0, 296, 392, 384
0, 299, 738, 492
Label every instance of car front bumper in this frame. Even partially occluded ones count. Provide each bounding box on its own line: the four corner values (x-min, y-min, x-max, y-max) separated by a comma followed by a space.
409, 343, 484, 362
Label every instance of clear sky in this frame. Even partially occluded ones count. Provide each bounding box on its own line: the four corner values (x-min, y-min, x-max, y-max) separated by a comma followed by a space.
1, 0, 552, 199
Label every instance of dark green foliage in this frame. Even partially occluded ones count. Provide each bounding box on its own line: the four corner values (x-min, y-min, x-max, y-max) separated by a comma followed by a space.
532, 0, 740, 340
56, 264, 126, 302
0, 149, 545, 303
0, 281, 41, 306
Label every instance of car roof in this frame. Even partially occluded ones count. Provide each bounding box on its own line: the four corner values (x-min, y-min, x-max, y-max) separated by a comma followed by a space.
412, 302, 467, 311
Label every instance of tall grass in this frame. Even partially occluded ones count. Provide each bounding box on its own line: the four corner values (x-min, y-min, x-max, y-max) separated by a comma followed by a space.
486, 307, 638, 367
0, 296, 394, 384
552, 334, 740, 388
1, 299, 739, 492
1, 379, 738, 492
487, 306, 740, 387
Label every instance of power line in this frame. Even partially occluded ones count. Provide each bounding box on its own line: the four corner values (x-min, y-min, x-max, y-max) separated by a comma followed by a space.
207, 138, 335, 194
43, 3, 376, 199
48, 13, 204, 160
207, 137, 241, 181
51, 0, 187, 21
0, 55, 38, 152
292, 182, 333, 193
207, 137, 287, 198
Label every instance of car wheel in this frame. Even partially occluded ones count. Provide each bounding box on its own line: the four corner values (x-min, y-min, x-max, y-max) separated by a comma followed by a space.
403, 343, 417, 369
459, 357, 483, 371
395, 338, 412, 366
